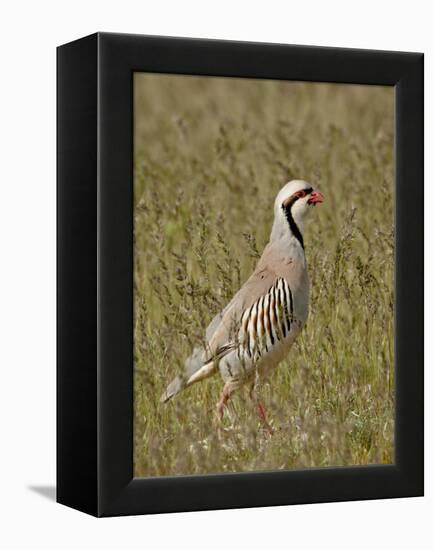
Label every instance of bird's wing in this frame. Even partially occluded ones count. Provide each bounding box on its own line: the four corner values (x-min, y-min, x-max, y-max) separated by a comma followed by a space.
206, 242, 308, 358
206, 263, 280, 358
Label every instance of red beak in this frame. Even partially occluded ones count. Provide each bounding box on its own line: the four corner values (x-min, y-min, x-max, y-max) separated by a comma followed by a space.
307, 191, 324, 205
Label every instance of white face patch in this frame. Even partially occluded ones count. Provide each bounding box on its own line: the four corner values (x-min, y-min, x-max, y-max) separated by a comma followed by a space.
290, 193, 311, 223
270, 181, 317, 245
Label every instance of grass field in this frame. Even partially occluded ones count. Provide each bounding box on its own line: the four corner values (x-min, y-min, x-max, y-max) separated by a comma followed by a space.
133, 74, 394, 477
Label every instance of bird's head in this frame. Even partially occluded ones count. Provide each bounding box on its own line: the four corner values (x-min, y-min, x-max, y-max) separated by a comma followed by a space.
271, 180, 324, 248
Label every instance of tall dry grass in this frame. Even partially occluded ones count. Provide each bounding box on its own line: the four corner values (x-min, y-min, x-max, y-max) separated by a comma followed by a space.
133, 74, 394, 477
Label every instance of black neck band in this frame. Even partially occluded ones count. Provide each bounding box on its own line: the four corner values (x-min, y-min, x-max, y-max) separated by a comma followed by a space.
283, 204, 304, 249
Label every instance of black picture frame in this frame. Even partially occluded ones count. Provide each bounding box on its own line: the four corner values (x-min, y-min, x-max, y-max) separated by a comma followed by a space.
57, 32, 423, 517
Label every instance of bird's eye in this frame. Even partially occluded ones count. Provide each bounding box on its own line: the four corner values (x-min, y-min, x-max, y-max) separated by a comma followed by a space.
296, 190, 306, 198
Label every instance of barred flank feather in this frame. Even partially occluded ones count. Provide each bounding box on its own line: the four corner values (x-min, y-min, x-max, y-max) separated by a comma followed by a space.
239, 278, 295, 360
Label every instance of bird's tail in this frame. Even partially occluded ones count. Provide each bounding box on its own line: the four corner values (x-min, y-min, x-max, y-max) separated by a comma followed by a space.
160, 356, 217, 403
160, 374, 187, 404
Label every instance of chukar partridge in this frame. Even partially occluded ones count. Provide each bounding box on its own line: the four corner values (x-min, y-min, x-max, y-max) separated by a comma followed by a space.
161, 180, 324, 430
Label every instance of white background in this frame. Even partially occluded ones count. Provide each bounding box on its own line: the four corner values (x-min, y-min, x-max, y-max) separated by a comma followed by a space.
0, 1, 431, 548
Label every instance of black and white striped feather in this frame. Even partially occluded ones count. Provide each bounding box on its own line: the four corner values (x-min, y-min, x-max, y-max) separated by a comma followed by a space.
238, 277, 295, 361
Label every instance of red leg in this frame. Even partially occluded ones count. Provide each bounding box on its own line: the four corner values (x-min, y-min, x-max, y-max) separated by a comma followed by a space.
250, 387, 274, 435
216, 383, 231, 422
256, 400, 267, 423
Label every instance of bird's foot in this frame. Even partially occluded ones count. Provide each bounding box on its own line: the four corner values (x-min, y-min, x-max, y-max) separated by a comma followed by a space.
260, 423, 275, 438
